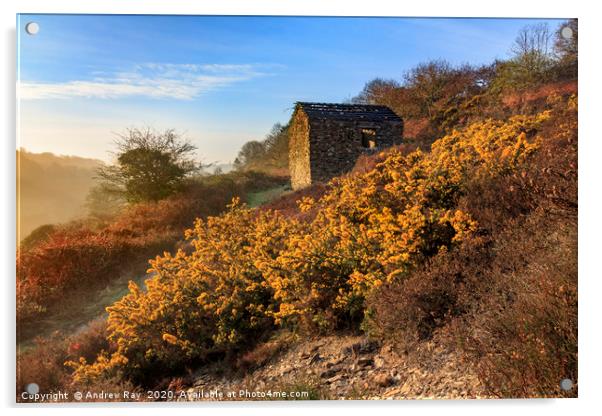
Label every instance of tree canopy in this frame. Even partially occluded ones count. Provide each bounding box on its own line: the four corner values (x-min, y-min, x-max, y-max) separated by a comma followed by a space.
233, 123, 289, 174
97, 128, 201, 203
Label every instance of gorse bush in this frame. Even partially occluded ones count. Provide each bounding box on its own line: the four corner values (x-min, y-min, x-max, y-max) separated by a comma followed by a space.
260, 111, 548, 331
68, 97, 572, 387
461, 94, 577, 397
17, 171, 286, 324
19, 20, 578, 398
365, 94, 577, 397
69, 200, 292, 384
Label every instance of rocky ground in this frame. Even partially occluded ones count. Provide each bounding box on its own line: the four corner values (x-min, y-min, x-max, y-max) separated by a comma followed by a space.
177, 333, 491, 401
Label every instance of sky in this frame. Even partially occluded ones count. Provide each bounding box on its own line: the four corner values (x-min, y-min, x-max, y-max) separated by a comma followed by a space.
17, 15, 566, 165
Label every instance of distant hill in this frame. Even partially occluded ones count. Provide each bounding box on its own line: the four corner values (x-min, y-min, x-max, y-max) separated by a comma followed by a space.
16, 149, 103, 240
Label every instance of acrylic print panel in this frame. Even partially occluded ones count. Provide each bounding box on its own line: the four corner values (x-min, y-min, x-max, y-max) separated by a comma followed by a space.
16, 14, 578, 402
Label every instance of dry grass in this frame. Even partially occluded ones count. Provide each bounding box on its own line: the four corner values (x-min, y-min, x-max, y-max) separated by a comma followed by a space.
236, 331, 296, 373
501, 80, 578, 109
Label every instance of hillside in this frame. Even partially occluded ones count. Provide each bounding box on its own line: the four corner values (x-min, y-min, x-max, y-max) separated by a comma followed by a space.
16, 150, 103, 240
183, 91, 576, 400
165, 332, 487, 400
38, 89, 573, 400
16, 169, 288, 343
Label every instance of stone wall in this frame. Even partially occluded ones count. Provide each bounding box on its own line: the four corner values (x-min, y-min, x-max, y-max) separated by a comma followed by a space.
308, 118, 403, 184
288, 108, 312, 190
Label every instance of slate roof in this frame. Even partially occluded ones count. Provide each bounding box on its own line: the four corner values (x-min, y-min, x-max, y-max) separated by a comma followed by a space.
296, 102, 402, 122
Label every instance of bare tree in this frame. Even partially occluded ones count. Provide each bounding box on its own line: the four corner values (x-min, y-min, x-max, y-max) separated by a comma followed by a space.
351, 78, 400, 105
403, 60, 456, 118
510, 23, 554, 83
512, 23, 552, 56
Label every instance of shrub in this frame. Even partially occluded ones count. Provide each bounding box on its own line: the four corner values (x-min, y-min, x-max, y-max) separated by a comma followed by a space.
460, 212, 577, 398
456, 94, 577, 397
17, 335, 71, 397
17, 229, 134, 321
19, 224, 56, 250
365, 234, 493, 347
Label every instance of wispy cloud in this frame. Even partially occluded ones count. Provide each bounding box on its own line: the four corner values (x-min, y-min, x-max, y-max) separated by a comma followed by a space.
19, 63, 278, 100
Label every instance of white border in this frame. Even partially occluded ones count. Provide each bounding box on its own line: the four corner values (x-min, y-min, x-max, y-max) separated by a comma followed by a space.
2, 1, 601, 416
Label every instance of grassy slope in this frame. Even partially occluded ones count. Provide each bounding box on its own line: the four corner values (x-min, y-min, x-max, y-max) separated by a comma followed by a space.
246, 184, 291, 208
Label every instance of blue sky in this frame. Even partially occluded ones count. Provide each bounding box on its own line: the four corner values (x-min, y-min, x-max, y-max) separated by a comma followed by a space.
17, 15, 565, 164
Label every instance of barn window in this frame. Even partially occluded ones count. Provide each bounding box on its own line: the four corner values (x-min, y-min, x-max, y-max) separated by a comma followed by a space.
361, 129, 377, 148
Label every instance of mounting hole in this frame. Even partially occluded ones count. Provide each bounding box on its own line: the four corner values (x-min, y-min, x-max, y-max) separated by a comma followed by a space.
25, 383, 40, 394
560, 378, 573, 391
561, 26, 573, 40
25, 22, 39, 35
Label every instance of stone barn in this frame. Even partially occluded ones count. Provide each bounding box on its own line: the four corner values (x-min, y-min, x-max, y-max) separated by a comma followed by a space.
288, 102, 404, 190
